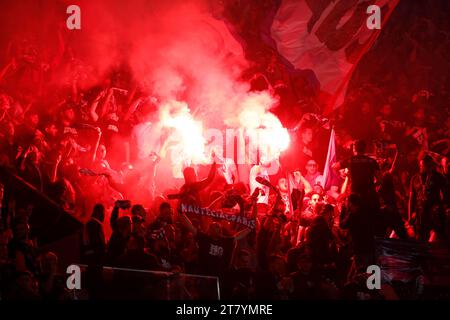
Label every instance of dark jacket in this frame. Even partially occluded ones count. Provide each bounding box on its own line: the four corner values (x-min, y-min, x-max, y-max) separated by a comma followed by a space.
85, 218, 106, 264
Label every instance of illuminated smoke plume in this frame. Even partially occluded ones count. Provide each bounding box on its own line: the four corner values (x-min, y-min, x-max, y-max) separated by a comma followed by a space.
122, 0, 290, 171
159, 100, 207, 178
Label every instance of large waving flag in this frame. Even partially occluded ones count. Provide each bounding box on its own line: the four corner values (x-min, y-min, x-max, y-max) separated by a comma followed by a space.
270, 0, 400, 113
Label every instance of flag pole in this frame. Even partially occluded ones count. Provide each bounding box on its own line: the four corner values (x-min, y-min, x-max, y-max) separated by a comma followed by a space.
322, 126, 335, 190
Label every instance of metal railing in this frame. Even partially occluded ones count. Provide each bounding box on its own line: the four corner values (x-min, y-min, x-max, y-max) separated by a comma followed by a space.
77, 264, 221, 300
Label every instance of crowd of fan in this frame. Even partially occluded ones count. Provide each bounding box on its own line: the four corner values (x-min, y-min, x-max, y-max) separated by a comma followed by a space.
0, 1, 449, 300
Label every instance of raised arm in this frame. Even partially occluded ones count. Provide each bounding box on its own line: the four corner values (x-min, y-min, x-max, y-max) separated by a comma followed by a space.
98, 88, 114, 119
340, 172, 350, 195
268, 218, 282, 254
294, 171, 312, 194
91, 127, 102, 164
192, 161, 217, 192
90, 90, 106, 122
231, 191, 258, 241
18, 146, 36, 172
124, 96, 142, 121
388, 148, 399, 174
50, 154, 62, 183
207, 194, 225, 209
408, 179, 416, 223
0, 57, 16, 83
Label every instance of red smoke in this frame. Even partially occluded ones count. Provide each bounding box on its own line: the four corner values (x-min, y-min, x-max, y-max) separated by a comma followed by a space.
0, 0, 289, 180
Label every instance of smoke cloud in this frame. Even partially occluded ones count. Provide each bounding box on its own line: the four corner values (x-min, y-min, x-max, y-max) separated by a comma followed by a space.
0, 0, 289, 174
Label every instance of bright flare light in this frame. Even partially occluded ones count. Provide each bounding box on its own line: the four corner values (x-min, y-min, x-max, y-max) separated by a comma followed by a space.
238, 93, 290, 163
160, 100, 207, 177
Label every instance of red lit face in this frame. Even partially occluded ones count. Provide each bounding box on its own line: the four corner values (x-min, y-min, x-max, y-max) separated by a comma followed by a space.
63, 108, 75, 121
278, 178, 288, 192
45, 124, 58, 137
310, 194, 321, 208
306, 160, 318, 175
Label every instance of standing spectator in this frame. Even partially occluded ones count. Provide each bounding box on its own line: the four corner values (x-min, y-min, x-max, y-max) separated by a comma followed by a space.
8, 215, 38, 275
409, 154, 448, 241
38, 252, 69, 300
84, 204, 106, 264
116, 234, 160, 271
339, 194, 375, 277
106, 201, 132, 265
180, 212, 251, 276
333, 139, 381, 217
84, 204, 106, 299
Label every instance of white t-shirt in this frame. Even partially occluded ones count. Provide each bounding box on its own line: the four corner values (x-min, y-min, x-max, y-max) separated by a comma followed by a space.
305, 172, 324, 187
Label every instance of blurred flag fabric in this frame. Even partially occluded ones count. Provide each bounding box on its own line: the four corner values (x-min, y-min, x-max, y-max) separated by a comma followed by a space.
220, 0, 400, 113
269, 0, 400, 113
